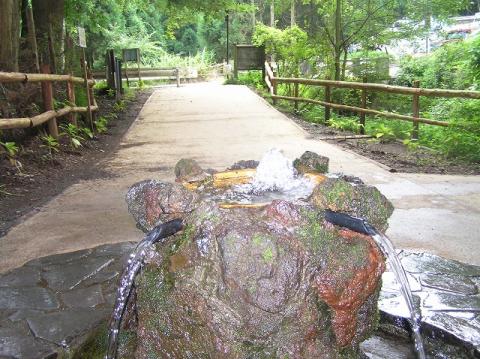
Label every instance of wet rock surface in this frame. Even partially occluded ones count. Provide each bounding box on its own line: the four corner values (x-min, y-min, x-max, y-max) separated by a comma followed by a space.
0, 242, 135, 358
294, 150, 330, 174
125, 154, 394, 358
126, 180, 199, 232
134, 201, 385, 358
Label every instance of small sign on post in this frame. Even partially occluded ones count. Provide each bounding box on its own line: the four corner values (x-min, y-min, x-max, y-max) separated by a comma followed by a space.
122, 48, 141, 86
233, 45, 266, 79
78, 27, 86, 48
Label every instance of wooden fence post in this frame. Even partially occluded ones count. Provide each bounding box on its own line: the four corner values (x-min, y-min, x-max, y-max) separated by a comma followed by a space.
412, 80, 420, 140
176, 68, 180, 87
40, 64, 58, 138
294, 82, 299, 112
359, 76, 367, 134
324, 85, 331, 124
66, 77, 77, 126
87, 69, 96, 124
81, 50, 94, 131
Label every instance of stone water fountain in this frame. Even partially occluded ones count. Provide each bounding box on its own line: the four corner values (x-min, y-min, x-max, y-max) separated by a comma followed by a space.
108, 149, 401, 358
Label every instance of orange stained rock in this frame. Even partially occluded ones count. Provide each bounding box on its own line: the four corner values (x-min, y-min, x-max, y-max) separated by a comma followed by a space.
313, 229, 385, 347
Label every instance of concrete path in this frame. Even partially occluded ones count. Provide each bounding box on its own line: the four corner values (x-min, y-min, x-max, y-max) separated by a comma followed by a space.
1, 82, 480, 272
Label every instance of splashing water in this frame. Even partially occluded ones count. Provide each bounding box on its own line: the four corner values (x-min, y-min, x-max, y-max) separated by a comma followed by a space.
105, 219, 184, 359
372, 232, 426, 359
223, 149, 315, 203
324, 210, 426, 359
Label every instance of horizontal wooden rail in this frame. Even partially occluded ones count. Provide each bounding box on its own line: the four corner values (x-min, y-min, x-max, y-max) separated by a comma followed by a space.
0, 105, 99, 130
273, 95, 449, 127
274, 77, 480, 99
0, 71, 94, 85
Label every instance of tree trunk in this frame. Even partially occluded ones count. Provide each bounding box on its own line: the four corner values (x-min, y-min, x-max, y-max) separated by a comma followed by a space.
32, 0, 64, 72
291, 0, 295, 26
334, 0, 342, 80
0, 0, 21, 72
270, 0, 275, 27
341, 46, 348, 80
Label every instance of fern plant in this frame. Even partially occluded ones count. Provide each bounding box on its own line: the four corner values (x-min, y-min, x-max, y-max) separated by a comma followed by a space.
40, 135, 60, 157
60, 123, 84, 149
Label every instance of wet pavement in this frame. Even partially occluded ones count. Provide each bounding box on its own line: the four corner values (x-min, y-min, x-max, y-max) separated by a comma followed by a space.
0, 242, 135, 359
1, 241, 479, 358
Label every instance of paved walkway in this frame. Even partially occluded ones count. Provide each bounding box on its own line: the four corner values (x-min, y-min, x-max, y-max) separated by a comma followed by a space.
1, 82, 480, 273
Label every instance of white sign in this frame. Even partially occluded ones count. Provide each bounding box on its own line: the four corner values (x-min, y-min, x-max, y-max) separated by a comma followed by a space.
78, 27, 86, 48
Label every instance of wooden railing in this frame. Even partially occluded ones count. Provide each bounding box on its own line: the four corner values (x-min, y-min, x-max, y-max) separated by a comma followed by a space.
0, 66, 98, 138
264, 62, 480, 138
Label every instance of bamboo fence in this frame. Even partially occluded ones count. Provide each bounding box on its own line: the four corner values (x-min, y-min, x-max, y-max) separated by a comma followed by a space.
0, 67, 98, 137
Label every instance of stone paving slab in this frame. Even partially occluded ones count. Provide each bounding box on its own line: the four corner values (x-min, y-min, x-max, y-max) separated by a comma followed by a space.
0, 242, 135, 359
380, 250, 480, 357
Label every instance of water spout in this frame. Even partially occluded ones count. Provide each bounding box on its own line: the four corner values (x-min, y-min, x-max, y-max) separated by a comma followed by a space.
105, 219, 184, 359
324, 210, 426, 359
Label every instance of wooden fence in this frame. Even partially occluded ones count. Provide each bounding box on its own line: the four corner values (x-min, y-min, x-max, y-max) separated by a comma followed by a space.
264, 62, 480, 139
0, 66, 98, 138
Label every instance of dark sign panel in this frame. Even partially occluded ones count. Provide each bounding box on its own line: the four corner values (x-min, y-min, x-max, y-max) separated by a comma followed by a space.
123, 48, 140, 62
234, 45, 265, 78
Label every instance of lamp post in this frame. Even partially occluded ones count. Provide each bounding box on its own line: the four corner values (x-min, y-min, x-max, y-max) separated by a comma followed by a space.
225, 11, 230, 64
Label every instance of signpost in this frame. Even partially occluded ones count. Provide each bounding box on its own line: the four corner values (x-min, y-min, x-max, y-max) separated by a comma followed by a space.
233, 45, 266, 79
122, 48, 141, 86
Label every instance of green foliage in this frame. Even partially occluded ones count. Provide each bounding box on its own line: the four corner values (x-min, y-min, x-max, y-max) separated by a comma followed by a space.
253, 24, 312, 77
232, 71, 264, 90
328, 116, 363, 133
371, 124, 397, 143
395, 37, 477, 89
60, 123, 84, 149
0, 141, 19, 158
80, 127, 94, 140
113, 101, 126, 112
40, 135, 60, 156
95, 117, 109, 134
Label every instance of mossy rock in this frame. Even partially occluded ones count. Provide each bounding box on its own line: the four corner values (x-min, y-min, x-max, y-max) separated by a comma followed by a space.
310, 178, 394, 232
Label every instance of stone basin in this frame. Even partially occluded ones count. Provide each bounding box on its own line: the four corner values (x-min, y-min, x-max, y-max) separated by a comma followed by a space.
120, 152, 395, 358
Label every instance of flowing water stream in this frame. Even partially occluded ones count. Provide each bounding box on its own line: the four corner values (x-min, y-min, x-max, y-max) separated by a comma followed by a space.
105, 219, 184, 359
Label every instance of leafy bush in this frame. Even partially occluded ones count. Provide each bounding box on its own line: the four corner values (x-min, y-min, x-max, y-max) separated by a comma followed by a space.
253, 24, 313, 77
328, 116, 363, 133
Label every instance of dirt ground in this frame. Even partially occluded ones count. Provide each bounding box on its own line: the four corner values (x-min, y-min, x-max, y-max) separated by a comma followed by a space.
287, 113, 480, 175
0, 89, 153, 237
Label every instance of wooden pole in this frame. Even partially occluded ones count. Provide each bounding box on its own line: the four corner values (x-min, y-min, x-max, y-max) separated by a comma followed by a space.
233, 45, 238, 79
324, 85, 331, 124
272, 94, 449, 127
87, 68, 96, 124
176, 68, 180, 87
40, 64, 58, 138
412, 80, 420, 140
66, 77, 77, 126
273, 76, 480, 99
294, 82, 299, 112
137, 48, 141, 82
81, 48, 94, 131
360, 76, 367, 134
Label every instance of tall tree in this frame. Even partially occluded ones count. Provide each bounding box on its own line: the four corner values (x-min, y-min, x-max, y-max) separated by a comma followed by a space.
0, 0, 21, 71
32, 0, 65, 72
